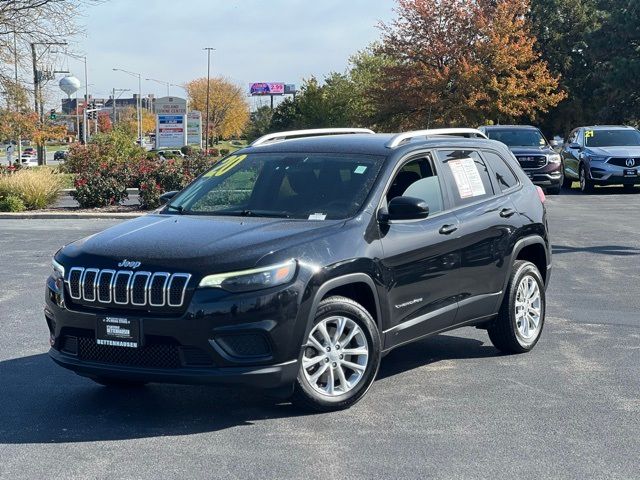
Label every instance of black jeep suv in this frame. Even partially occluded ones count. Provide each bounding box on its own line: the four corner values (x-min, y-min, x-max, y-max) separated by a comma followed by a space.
46, 128, 551, 411
478, 125, 563, 194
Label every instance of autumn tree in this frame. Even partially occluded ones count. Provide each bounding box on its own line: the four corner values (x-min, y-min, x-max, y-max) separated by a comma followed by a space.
376, 0, 565, 129
98, 112, 113, 133
118, 107, 156, 135
185, 77, 249, 140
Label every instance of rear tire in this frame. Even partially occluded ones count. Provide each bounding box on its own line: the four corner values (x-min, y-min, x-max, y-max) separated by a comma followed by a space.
90, 376, 148, 388
623, 184, 635, 192
561, 164, 573, 189
488, 260, 545, 354
291, 296, 381, 412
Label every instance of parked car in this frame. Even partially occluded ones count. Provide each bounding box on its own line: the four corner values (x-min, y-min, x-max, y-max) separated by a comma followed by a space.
23, 147, 36, 155
560, 125, 640, 193
54, 150, 68, 161
478, 125, 562, 194
157, 149, 185, 158
46, 127, 551, 411
20, 153, 37, 168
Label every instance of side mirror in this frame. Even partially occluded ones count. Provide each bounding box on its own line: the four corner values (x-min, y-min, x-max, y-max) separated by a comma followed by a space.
382, 196, 429, 222
159, 190, 178, 205
569, 142, 581, 150
549, 139, 559, 148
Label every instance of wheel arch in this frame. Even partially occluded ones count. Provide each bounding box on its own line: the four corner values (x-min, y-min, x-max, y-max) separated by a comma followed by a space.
307, 273, 382, 332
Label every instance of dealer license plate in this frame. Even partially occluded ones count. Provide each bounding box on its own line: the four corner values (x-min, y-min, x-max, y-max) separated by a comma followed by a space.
96, 316, 140, 348
624, 169, 637, 177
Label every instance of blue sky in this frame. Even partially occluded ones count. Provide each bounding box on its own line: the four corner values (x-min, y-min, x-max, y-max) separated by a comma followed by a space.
62, 0, 395, 106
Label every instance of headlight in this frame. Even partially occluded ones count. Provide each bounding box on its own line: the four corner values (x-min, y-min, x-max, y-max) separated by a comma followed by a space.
548, 154, 561, 163
199, 260, 297, 292
588, 155, 607, 162
52, 258, 65, 290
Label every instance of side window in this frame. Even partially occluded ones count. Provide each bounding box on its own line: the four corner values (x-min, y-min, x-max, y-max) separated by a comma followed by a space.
567, 130, 578, 145
387, 156, 444, 215
482, 150, 519, 193
576, 129, 584, 146
436, 150, 495, 207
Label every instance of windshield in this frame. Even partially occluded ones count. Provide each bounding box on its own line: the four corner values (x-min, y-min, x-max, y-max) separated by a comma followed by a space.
486, 128, 547, 148
585, 129, 640, 147
166, 152, 385, 219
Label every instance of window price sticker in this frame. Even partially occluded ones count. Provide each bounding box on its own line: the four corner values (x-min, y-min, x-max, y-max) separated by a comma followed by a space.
448, 158, 486, 199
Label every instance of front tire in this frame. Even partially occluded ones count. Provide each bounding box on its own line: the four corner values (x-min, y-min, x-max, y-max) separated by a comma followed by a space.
561, 163, 573, 189
292, 296, 381, 412
488, 260, 545, 354
579, 164, 594, 193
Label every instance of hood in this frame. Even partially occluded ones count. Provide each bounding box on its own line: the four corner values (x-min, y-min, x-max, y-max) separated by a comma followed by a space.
585, 146, 640, 158
509, 146, 555, 156
58, 213, 344, 274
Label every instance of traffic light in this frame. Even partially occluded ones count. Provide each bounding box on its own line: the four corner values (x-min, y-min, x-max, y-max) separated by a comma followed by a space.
49, 109, 57, 120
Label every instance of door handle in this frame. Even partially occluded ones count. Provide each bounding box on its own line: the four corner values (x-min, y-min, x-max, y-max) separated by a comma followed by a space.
499, 208, 516, 218
439, 224, 458, 235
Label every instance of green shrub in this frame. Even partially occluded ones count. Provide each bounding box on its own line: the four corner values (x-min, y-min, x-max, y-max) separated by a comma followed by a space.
219, 148, 230, 156
0, 194, 26, 212
180, 145, 193, 156
0, 169, 65, 209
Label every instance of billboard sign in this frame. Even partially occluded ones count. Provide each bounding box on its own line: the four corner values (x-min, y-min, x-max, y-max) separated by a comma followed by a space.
155, 97, 187, 148
186, 111, 202, 148
249, 82, 285, 96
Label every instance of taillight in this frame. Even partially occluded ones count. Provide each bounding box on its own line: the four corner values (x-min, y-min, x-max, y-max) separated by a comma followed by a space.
536, 186, 546, 203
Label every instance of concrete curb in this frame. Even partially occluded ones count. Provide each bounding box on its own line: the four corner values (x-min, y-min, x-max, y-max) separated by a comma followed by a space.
60, 188, 140, 196
0, 212, 145, 220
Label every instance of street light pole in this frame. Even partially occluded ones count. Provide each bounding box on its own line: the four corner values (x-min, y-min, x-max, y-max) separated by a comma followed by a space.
113, 68, 143, 146
203, 47, 215, 150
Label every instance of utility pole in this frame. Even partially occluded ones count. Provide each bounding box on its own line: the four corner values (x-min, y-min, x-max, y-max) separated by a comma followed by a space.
30, 41, 67, 164
13, 26, 22, 159
203, 47, 215, 149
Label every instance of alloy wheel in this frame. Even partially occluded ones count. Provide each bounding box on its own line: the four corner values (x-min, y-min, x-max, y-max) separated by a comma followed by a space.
302, 316, 369, 396
514, 275, 542, 343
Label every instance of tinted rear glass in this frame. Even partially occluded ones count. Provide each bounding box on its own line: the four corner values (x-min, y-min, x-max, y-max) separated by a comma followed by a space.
486, 129, 547, 148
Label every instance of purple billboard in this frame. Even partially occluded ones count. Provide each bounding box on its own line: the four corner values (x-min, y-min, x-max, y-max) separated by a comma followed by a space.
250, 82, 285, 96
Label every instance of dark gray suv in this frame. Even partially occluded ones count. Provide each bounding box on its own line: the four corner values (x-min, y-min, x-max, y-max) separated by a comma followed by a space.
561, 125, 640, 193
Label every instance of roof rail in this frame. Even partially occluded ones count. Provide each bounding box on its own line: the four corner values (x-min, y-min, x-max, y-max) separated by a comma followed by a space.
386, 128, 488, 148
251, 128, 375, 146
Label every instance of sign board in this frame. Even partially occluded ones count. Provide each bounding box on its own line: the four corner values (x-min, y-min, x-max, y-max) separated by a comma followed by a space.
155, 97, 187, 148
186, 111, 202, 148
250, 82, 285, 96
284, 84, 296, 95
155, 96, 188, 115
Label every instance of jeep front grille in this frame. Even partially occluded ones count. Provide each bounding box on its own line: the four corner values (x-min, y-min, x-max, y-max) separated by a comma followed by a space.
66, 267, 191, 309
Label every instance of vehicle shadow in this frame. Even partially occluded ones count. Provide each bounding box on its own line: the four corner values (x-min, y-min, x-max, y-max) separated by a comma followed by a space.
0, 334, 495, 444
551, 244, 640, 256
558, 185, 639, 195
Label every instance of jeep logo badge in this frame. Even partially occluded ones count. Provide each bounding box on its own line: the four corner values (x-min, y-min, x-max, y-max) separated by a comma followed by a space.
626, 158, 635, 167
118, 259, 141, 269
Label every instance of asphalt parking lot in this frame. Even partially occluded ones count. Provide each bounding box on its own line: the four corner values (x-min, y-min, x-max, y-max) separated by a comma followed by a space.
1, 188, 639, 479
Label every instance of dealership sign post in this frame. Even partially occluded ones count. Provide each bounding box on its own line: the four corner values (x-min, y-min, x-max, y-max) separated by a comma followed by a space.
187, 111, 202, 148
155, 96, 188, 149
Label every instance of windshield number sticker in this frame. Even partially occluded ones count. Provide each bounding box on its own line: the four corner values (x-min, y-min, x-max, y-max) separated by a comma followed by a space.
585, 130, 594, 139
204, 154, 247, 177
308, 213, 326, 220
448, 158, 486, 199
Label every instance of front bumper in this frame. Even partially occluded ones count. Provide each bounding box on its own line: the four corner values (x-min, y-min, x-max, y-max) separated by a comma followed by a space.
48, 347, 299, 388
44, 276, 306, 389
588, 163, 640, 185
